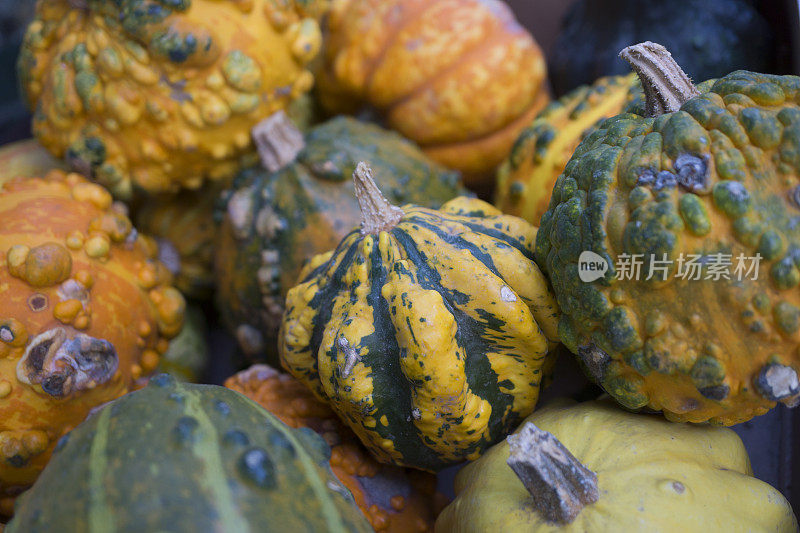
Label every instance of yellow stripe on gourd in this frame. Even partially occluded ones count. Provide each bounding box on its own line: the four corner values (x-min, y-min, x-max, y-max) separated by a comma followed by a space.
88, 406, 114, 533
383, 265, 493, 459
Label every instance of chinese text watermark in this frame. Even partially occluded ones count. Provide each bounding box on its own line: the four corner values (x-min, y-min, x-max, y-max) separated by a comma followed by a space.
578, 251, 761, 283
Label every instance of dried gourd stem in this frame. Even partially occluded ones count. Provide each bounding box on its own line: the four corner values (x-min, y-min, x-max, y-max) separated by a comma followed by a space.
252, 110, 306, 172
506, 422, 599, 524
619, 41, 700, 117
353, 162, 404, 235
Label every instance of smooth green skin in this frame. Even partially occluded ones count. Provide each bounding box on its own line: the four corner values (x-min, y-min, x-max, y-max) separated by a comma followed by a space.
156, 305, 209, 382
7, 375, 372, 533
535, 70, 800, 422
215, 116, 467, 364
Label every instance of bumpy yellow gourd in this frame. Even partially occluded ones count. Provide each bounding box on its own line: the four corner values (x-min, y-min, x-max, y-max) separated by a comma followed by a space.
18, 0, 324, 198
0, 170, 185, 516
436, 399, 799, 532
280, 163, 559, 471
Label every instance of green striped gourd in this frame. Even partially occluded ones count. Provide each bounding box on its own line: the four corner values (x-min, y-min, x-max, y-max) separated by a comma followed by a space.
280, 163, 559, 471
7, 374, 372, 533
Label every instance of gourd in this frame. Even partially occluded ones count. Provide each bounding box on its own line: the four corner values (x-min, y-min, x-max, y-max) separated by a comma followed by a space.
495, 74, 640, 225
156, 305, 208, 382
0, 170, 184, 516
18, 0, 325, 199
7, 374, 373, 533
226, 365, 443, 532
215, 115, 465, 363
280, 162, 559, 471
536, 42, 800, 424
549, 0, 774, 96
316, 0, 550, 185
435, 399, 799, 532
134, 185, 223, 300
0, 139, 64, 188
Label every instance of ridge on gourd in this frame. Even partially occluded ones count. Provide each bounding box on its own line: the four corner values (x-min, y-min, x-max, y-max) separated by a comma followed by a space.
435, 399, 799, 532
18, 0, 325, 198
7, 375, 373, 533
535, 41, 800, 424
226, 364, 445, 532
280, 162, 559, 471
0, 170, 184, 517
215, 115, 466, 365
316, 0, 550, 185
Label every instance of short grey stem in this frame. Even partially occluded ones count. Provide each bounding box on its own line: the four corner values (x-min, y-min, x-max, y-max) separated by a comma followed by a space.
353, 162, 404, 235
252, 111, 306, 172
619, 41, 700, 117
506, 422, 599, 524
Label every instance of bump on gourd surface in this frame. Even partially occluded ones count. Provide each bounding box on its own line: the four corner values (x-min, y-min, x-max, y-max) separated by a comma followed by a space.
549, 0, 774, 96
0, 170, 184, 516
536, 70, 800, 424
316, 0, 550, 183
215, 116, 466, 364
7, 375, 373, 533
226, 365, 444, 532
495, 74, 641, 225
18, 0, 325, 199
435, 399, 799, 532
280, 194, 560, 471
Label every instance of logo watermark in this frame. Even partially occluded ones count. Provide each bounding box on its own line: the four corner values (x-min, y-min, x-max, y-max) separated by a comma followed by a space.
578, 252, 762, 282
578, 251, 610, 282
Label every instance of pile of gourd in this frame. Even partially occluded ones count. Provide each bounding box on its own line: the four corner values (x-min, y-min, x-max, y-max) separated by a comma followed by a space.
0, 0, 798, 531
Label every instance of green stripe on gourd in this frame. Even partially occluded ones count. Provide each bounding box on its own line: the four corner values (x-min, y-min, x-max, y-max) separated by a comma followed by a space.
280, 163, 559, 471
7, 374, 372, 533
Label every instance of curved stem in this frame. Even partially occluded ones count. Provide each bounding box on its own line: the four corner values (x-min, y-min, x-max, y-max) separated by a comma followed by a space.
619, 41, 699, 117
506, 422, 599, 524
353, 162, 404, 235
252, 111, 305, 172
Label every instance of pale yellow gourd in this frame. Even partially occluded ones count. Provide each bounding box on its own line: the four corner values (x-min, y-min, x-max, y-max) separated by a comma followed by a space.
436, 399, 799, 532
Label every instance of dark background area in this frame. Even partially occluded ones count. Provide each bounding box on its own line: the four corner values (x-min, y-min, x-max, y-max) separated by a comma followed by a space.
0, 0, 798, 513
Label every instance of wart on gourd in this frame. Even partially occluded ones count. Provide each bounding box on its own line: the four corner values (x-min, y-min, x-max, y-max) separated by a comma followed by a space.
17, 328, 118, 398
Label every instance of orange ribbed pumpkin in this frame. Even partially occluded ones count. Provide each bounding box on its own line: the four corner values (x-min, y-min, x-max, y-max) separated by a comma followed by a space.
317, 0, 550, 186
0, 170, 184, 516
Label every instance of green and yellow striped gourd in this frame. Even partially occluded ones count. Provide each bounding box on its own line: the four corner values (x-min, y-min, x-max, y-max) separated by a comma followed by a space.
280, 162, 559, 471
